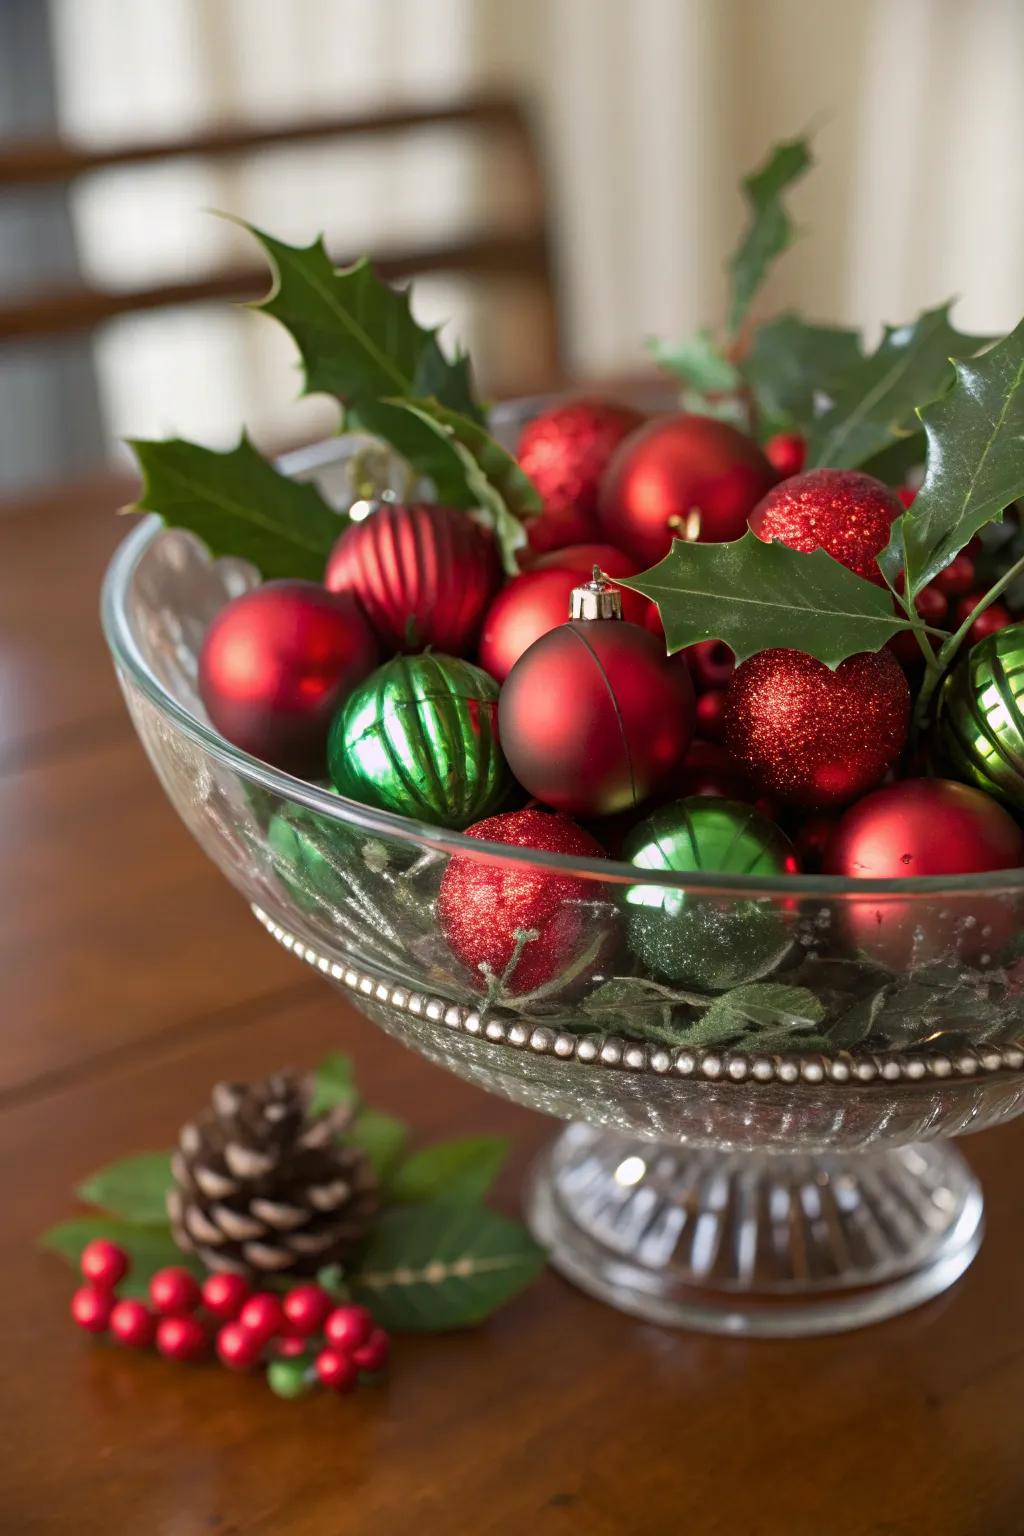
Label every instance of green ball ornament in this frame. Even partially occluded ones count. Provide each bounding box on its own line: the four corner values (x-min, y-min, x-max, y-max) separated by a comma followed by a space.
937, 623, 1024, 808
622, 797, 798, 991
328, 653, 510, 829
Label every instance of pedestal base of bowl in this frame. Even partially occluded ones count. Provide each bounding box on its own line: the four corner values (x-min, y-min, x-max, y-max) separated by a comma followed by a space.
526, 1124, 983, 1337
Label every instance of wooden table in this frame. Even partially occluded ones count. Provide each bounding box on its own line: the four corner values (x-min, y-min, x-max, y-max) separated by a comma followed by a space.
3, 476, 1024, 1536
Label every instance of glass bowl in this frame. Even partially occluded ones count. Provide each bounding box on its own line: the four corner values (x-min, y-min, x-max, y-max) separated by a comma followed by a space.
101, 424, 1024, 1338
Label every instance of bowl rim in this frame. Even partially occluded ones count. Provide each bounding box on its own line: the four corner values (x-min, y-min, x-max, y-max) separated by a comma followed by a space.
100, 443, 1024, 901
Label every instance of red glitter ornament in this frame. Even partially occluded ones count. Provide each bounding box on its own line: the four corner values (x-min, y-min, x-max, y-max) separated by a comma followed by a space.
324, 502, 500, 655
764, 432, 807, 478
518, 398, 644, 555
499, 589, 695, 817
748, 468, 904, 585
437, 808, 616, 996
825, 779, 1024, 968
723, 648, 910, 808
598, 413, 776, 565
198, 581, 378, 778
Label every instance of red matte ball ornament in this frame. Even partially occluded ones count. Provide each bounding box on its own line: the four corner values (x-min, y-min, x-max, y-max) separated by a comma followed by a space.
479, 564, 647, 682
198, 581, 378, 778
764, 432, 807, 478
597, 413, 777, 565
437, 806, 616, 996
324, 502, 500, 654
825, 779, 1024, 969
748, 468, 904, 585
723, 648, 910, 808
498, 577, 696, 817
518, 397, 645, 555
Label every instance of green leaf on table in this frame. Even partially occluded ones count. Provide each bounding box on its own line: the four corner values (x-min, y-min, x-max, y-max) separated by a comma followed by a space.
245, 227, 484, 420
349, 1109, 409, 1182
743, 313, 863, 432
649, 330, 741, 396
387, 1136, 509, 1206
805, 304, 992, 471
354, 397, 541, 574
617, 531, 917, 667
727, 135, 813, 336
348, 1200, 545, 1331
309, 1052, 358, 1116
883, 315, 1024, 596
687, 983, 827, 1052
127, 434, 343, 581
41, 1217, 201, 1298
76, 1151, 173, 1225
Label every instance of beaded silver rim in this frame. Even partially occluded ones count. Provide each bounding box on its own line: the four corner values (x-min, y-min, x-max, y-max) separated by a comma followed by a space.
252, 905, 1024, 1086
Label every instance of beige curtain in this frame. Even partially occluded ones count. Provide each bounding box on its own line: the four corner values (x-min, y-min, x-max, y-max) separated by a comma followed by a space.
49, 0, 1024, 455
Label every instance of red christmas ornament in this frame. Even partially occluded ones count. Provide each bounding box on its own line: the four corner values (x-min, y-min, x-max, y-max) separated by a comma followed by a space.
315, 1348, 359, 1394
201, 1272, 250, 1321
764, 432, 806, 478
518, 397, 644, 555
351, 1328, 391, 1373
685, 638, 735, 692
199, 581, 378, 778
324, 1304, 375, 1352
156, 1315, 208, 1363
324, 502, 499, 655
148, 1267, 202, 1317
71, 1286, 113, 1334
723, 648, 910, 808
479, 566, 647, 682
825, 779, 1024, 968
597, 413, 776, 565
282, 1284, 334, 1337
499, 580, 695, 817
530, 542, 636, 578
437, 807, 615, 996
695, 689, 727, 740
748, 468, 904, 585
80, 1237, 129, 1292
676, 741, 752, 801
216, 1321, 264, 1372
238, 1292, 285, 1344
109, 1299, 156, 1350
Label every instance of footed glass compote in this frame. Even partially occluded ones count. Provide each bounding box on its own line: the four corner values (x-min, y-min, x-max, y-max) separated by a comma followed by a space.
102, 429, 1024, 1338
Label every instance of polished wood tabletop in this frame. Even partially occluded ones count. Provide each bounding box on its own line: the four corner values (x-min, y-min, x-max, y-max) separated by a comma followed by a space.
2, 475, 1024, 1536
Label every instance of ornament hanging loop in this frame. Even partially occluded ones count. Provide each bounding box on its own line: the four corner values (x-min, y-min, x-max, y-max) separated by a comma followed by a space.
569, 568, 623, 622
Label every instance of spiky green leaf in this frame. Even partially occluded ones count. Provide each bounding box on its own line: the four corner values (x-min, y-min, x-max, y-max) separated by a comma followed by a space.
743, 313, 863, 431
727, 136, 813, 335
649, 330, 741, 395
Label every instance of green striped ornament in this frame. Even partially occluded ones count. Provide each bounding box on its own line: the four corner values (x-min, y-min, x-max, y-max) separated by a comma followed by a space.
328, 653, 510, 829
937, 624, 1024, 809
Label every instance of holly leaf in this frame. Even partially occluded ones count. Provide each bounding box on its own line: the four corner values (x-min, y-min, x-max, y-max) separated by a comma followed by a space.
355, 397, 541, 574
743, 313, 863, 431
616, 531, 917, 666
76, 1151, 172, 1226
885, 315, 1024, 595
245, 227, 484, 420
348, 1201, 545, 1331
349, 1109, 408, 1181
648, 330, 741, 396
727, 136, 813, 336
387, 1136, 509, 1205
805, 304, 992, 470
41, 1217, 201, 1298
688, 984, 826, 1051
127, 434, 344, 580
309, 1052, 358, 1116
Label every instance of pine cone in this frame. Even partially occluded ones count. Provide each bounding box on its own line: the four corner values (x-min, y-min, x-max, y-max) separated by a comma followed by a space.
167, 1071, 377, 1277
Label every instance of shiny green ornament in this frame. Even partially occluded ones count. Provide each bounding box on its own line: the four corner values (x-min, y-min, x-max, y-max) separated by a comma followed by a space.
622, 797, 797, 991
328, 653, 509, 829
267, 799, 354, 918
937, 623, 1024, 808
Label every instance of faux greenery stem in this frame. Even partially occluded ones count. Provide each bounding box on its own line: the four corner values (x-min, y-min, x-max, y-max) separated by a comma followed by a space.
913, 547, 1024, 733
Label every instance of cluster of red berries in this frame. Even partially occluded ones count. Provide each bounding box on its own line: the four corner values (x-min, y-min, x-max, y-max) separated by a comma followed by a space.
70, 1239, 390, 1400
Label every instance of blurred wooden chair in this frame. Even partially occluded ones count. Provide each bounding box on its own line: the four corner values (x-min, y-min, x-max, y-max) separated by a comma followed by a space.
0, 95, 562, 389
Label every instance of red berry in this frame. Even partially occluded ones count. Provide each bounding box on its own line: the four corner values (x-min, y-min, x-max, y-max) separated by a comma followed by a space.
968, 601, 1013, 643
274, 1336, 310, 1359
80, 1238, 129, 1292
895, 485, 918, 509
933, 553, 976, 596
695, 689, 726, 741
71, 1285, 113, 1334
216, 1321, 265, 1372
323, 1304, 375, 1353
109, 1298, 156, 1349
155, 1314, 208, 1363
913, 584, 948, 625
201, 1271, 251, 1321
764, 432, 806, 478
351, 1328, 391, 1374
238, 1292, 285, 1343
685, 638, 735, 692
149, 1267, 202, 1317
315, 1348, 359, 1394
282, 1284, 333, 1337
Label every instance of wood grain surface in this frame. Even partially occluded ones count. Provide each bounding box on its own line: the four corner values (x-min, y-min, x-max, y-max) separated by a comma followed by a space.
1, 479, 1023, 1536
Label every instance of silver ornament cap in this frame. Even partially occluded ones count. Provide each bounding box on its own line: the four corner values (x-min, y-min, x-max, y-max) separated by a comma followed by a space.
569, 567, 624, 621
